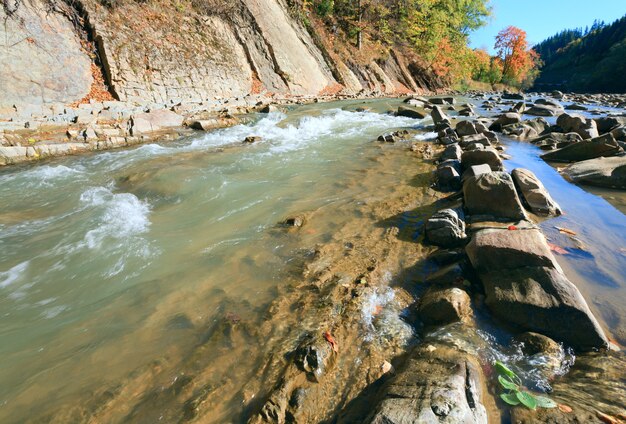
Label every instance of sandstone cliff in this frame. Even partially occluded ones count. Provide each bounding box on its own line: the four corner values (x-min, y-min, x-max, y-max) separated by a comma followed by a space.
0, 0, 444, 109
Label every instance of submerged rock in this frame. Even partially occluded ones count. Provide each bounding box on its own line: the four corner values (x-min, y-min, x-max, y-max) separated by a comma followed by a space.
514, 332, 561, 356
463, 172, 527, 221
294, 333, 334, 382
512, 168, 562, 216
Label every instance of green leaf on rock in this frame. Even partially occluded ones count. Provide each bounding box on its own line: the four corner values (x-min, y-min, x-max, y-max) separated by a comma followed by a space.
498, 375, 519, 390
516, 391, 538, 410
495, 361, 517, 379
500, 393, 521, 405
535, 395, 557, 408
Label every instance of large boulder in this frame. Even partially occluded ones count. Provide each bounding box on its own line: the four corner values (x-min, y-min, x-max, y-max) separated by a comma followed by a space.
593, 116, 626, 134
425, 209, 467, 247
461, 164, 492, 182
441, 144, 462, 161
501, 118, 550, 140
397, 106, 427, 119
480, 266, 608, 351
502, 92, 524, 100
365, 343, 488, 424
556, 113, 599, 140
526, 103, 563, 117
489, 112, 521, 132
463, 172, 527, 221
541, 133, 622, 162
465, 229, 608, 351
460, 148, 504, 171
431, 106, 451, 127
563, 155, 626, 189
418, 287, 472, 326
455, 120, 479, 137
130, 109, 184, 135
460, 134, 491, 149
465, 229, 560, 273
512, 168, 562, 216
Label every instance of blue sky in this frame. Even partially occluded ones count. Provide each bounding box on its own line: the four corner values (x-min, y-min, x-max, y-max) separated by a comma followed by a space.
470, 0, 626, 53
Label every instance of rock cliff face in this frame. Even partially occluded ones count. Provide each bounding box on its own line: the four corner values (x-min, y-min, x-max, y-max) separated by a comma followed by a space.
0, 0, 443, 108
0, 0, 93, 107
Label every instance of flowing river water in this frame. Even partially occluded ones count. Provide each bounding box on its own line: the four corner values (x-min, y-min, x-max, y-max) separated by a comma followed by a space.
0, 98, 625, 422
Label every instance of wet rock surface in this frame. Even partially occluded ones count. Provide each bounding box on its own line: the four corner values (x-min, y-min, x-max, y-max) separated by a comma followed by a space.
425, 209, 467, 247
542, 133, 623, 162
512, 168, 563, 216
463, 172, 527, 220
418, 287, 472, 326
364, 342, 489, 424
564, 155, 626, 189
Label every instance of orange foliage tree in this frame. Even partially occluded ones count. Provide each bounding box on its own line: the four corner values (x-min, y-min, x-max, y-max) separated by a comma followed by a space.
494, 26, 540, 87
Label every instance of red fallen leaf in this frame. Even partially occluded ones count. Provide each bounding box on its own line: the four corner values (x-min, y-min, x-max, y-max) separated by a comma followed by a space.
508, 225, 518, 230
548, 242, 568, 255
555, 226, 577, 236
596, 411, 620, 424
558, 404, 573, 413
324, 331, 339, 353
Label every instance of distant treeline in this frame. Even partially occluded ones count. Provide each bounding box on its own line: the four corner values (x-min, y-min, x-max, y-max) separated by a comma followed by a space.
532, 15, 626, 93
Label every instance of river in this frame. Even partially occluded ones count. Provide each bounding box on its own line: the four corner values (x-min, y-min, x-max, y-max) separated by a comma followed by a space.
0, 98, 624, 423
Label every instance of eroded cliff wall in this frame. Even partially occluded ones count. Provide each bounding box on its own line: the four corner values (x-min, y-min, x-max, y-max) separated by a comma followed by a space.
0, 0, 444, 108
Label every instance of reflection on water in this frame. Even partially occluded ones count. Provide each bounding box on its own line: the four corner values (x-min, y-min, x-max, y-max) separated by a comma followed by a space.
500, 138, 626, 345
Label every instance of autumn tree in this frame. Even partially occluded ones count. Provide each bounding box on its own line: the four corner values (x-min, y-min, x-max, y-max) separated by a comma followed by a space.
494, 26, 540, 87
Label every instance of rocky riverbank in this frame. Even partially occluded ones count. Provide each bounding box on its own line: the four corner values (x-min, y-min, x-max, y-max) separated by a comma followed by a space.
243, 95, 624, 423
0, 91, 448, 167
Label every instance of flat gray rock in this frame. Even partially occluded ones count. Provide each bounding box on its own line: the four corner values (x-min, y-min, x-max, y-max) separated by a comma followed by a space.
564, 155, 626, 189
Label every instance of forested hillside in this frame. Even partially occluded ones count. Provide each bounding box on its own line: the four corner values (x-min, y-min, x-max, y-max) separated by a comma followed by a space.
532, 15, 626, 92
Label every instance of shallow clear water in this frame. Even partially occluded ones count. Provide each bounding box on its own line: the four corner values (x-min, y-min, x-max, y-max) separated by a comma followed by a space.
0, 99, 432, 422
500, 135, 626, 344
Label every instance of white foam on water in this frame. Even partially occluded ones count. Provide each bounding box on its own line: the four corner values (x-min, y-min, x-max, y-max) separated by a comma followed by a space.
0, 261, 29, 289
0, 165, 85, 186
414, 131, 438, 141
361, 285, 414, 346
79, 187, 152, 250
429, 324, 576, 393
189, 109, 421, 155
